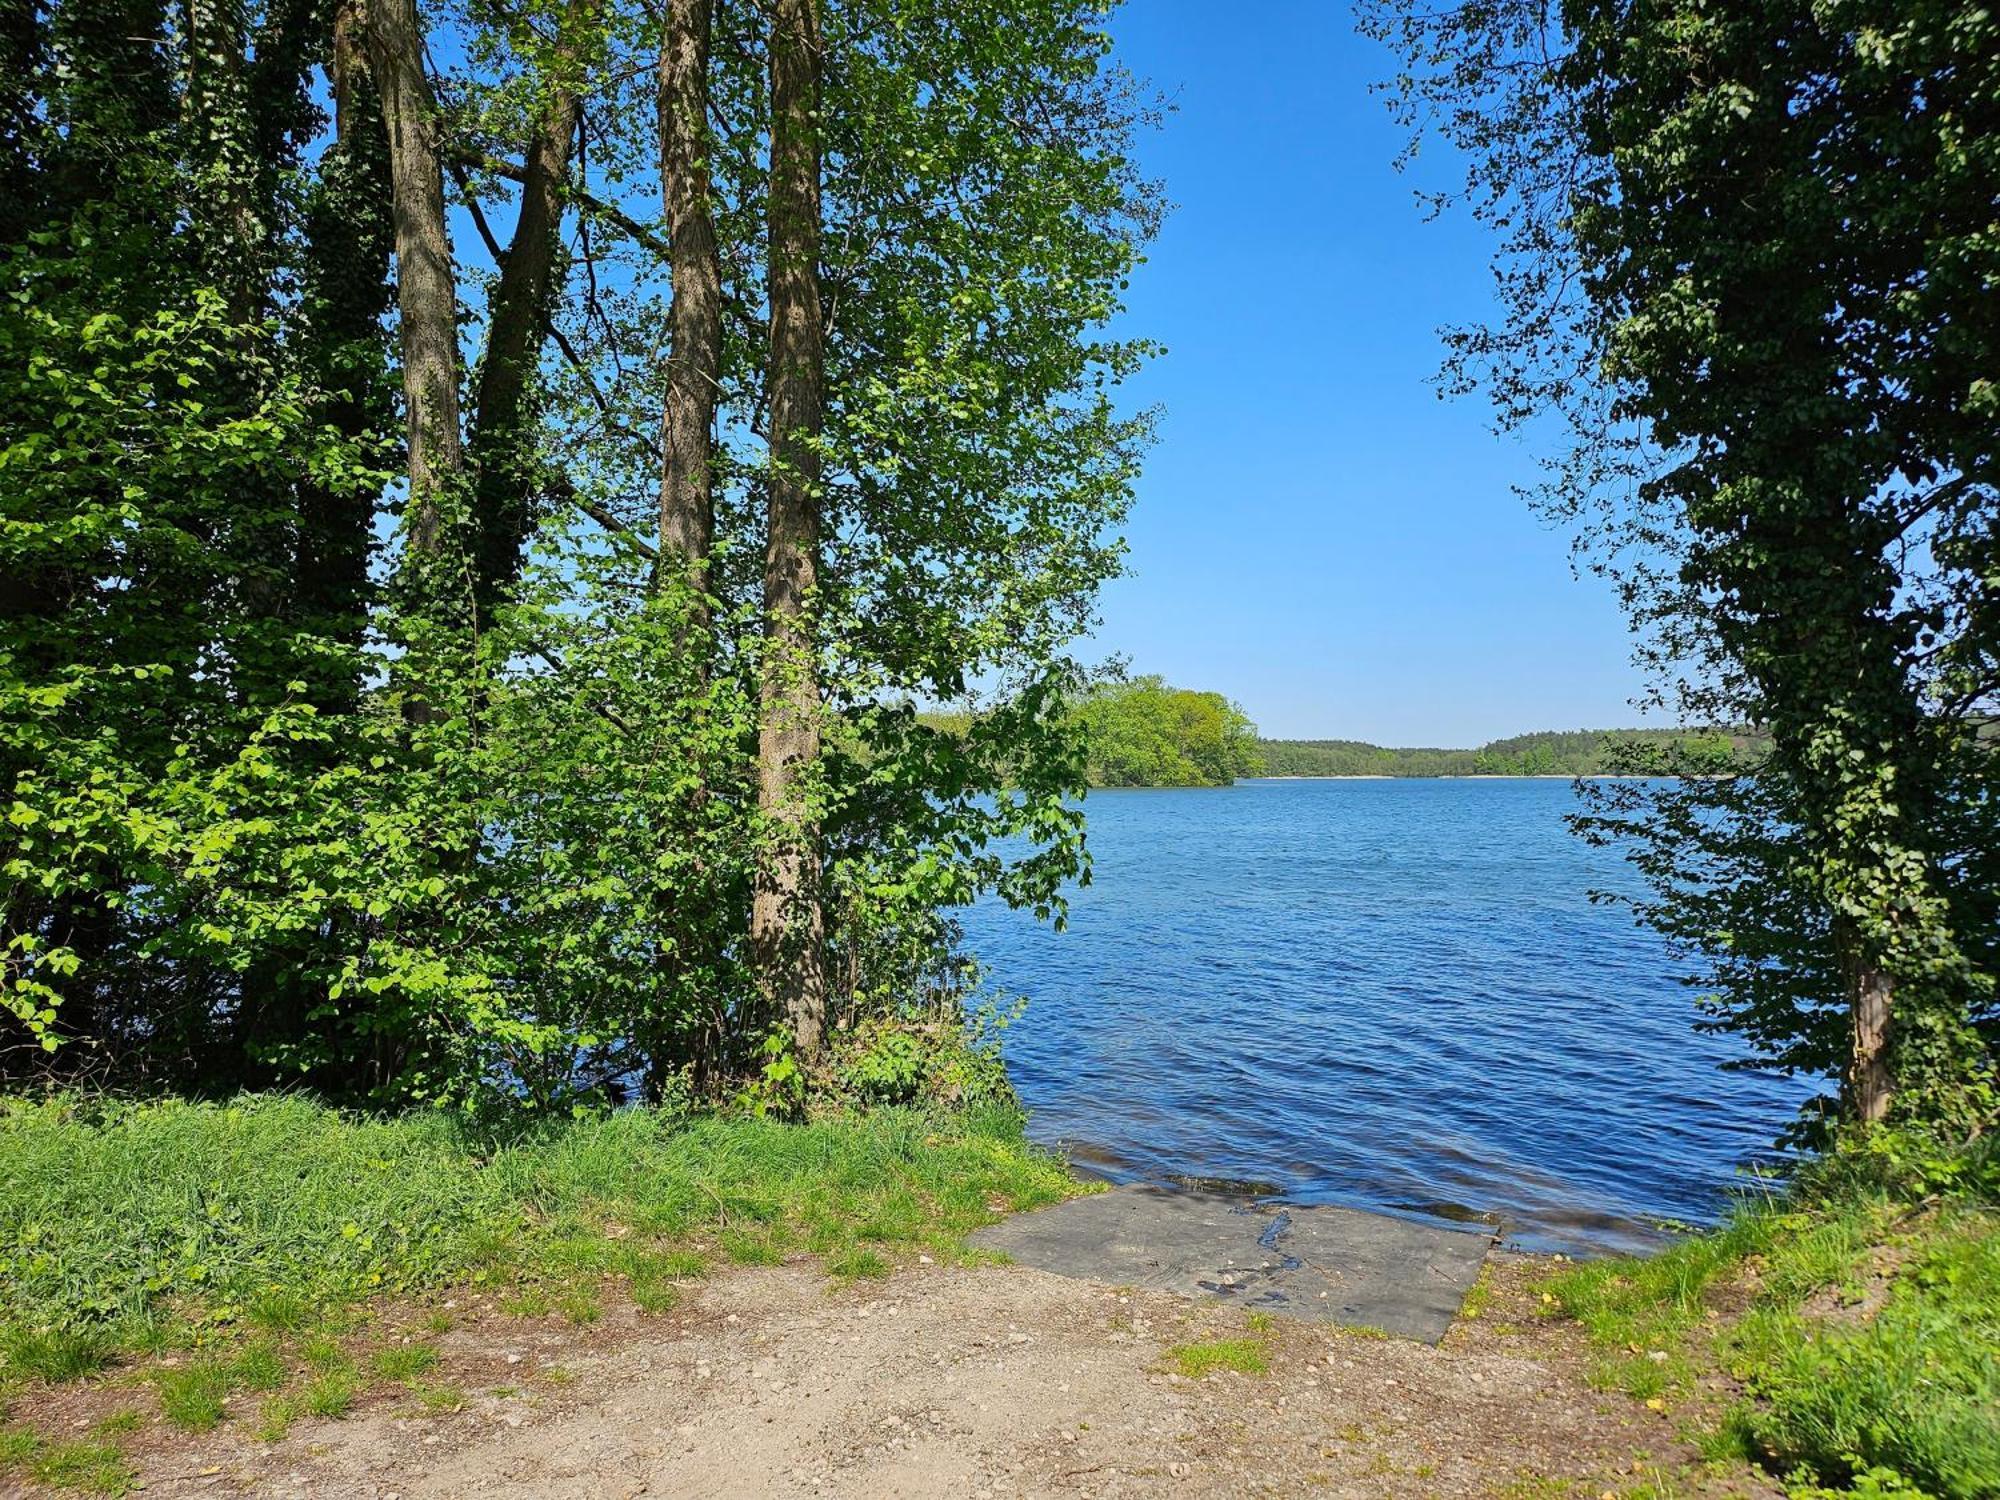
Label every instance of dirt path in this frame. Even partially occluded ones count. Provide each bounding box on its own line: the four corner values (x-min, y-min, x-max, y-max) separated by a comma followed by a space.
14, 1256, 1780, 1500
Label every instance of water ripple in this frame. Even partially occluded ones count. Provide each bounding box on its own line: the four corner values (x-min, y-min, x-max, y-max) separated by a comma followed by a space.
961, 778, 1813, 1255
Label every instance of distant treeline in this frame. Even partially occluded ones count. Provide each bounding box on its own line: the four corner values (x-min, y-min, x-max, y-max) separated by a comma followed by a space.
920, 688, 1768, 792
922, 688, 1768, 787
919, 676, 1264, 789
1258, 727, 1768, 779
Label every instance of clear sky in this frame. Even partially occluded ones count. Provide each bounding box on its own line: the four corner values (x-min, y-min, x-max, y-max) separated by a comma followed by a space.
1092, 3, 1651, 745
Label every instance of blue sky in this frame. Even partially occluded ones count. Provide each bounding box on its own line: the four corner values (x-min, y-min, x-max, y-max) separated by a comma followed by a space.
1092, 3, 1649, 745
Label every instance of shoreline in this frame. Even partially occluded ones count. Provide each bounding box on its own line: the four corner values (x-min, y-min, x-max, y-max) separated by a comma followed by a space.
1086, 773, 1674, 789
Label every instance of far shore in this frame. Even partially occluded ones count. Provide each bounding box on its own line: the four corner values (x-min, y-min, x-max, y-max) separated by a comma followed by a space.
1250, 773, 1663, 781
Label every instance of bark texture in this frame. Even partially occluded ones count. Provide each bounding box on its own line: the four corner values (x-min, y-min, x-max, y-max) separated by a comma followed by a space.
655, 0, 722, 628
467, 0, 590, 617
751, 0, 827, 1058
364, 0, 462, 549
1849, 956, 1895, 1125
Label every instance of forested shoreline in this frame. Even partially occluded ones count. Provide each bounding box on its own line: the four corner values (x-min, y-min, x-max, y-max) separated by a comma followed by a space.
1258, 727, 1768, 779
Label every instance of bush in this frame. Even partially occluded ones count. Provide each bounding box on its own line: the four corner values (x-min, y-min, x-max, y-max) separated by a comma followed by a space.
829, 1012, 1016, 1111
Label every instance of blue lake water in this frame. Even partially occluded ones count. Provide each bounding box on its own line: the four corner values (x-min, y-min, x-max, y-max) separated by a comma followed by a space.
958, 777, 1814, 1255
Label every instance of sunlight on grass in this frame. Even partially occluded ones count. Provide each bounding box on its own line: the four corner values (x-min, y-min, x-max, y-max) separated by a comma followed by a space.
827, 1246, 891, 1280
1165, 1337, 1269, 1378
0, 1094, 1079, 1378
1544, 1197, 2000, 1497
372, 1342, 440, 1382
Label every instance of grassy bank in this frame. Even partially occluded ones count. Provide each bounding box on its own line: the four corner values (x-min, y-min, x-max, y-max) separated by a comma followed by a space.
1, 1093, 1085, 1491
1540, 1168, 1999, 1499
0, 1092, 1078, 1369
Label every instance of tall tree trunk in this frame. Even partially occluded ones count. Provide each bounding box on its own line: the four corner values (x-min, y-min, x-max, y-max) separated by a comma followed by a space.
656, 0, 721, 633
751, 0, 826, 1060
467, 0, 591, 618
364, 0, 461, 553
1844, 936, 1895, 1124
639, 0, 724, 1100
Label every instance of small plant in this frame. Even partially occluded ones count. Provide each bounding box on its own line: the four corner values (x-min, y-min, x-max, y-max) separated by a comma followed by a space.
154, 1360, 231, 1431
372, 1342, 440, 1382
721, 1230, 784, 1266
1165, 1337, 1269, 1378
558, 1291, 601, 1327
827, 1247, 890, 1280
734, 1031, 806, 1119
253, 1393, 299, 1443
414, 1381, 465, 1413
245, 1289, 311, 1333
298, 1369, 357, 1419
92, 1411, 142, 1437
500, 1288, 552, 1319
232, 1338, 288, 1392
298, 1333, 347, 1373
650, 1249, 709, 1280
839, 1024, 928, 1106
631, 1278, 678, 1315
2, 1326, 111, 1383
20, 1434, 135, 1496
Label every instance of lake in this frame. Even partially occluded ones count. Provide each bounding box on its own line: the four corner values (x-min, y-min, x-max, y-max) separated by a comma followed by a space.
958, 777, 1814, 1255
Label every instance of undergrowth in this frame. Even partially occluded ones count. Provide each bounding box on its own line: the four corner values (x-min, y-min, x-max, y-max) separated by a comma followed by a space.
1543, 1135, 2000, 1500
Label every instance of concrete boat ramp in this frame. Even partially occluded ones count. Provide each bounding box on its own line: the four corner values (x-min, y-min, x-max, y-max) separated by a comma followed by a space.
966, 1185, 1493, 1344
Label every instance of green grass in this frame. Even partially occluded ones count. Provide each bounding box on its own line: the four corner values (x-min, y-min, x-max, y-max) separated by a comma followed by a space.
251, 1393, 299, 1442
372, 1341, 440, 1382
1544, 1195, 2000, 1498
631, 1277, 679, 1314
1164, 1336, 1270, 1378
298, 1367, 359, 1419
413, 1379, 465, 1412
0, 1429, 136, 1495
1, 1325, 111, 1383
0, 1092, 1080, 1372
827, 1246, 891, 1279
154, 1359, 231, 1430
232, 1337, 288, 1391
153, 1338, 293, 1430
720, 1230, 785, 1265
649, 1248, 710, 1279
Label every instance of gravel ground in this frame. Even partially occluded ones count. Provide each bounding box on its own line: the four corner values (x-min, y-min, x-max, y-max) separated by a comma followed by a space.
8, 1255, 1783, 1499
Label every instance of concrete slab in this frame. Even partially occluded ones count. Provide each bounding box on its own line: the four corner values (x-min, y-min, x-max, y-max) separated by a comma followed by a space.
966, 1186, 1492, 1344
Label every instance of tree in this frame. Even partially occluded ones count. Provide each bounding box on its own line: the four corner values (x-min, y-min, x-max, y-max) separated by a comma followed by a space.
363, 0, 463, 571
656, 0, 723, 633
1074, 677, 1263, 788
750, 0, 831, 1059
1364, 0, 2000, 1133
2, 0, 1159, 1110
